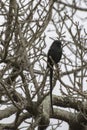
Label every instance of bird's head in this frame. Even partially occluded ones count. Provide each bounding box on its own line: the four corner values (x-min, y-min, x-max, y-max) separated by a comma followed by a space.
53, 40, 61, 47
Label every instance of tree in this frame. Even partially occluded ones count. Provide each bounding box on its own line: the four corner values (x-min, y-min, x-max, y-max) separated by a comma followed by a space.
0, 0, 87, 130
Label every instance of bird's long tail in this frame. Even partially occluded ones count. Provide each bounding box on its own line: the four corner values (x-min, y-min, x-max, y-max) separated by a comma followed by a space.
50, 67, 53, 114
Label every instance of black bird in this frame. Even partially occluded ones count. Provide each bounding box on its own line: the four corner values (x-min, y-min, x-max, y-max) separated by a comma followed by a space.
47, 40, 62, 113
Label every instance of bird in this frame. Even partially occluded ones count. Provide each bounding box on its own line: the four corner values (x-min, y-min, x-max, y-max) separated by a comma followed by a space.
47, 40, 62, 113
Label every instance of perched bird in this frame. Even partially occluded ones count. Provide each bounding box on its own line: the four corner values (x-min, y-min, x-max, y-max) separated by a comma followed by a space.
47, 40, 62, 113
